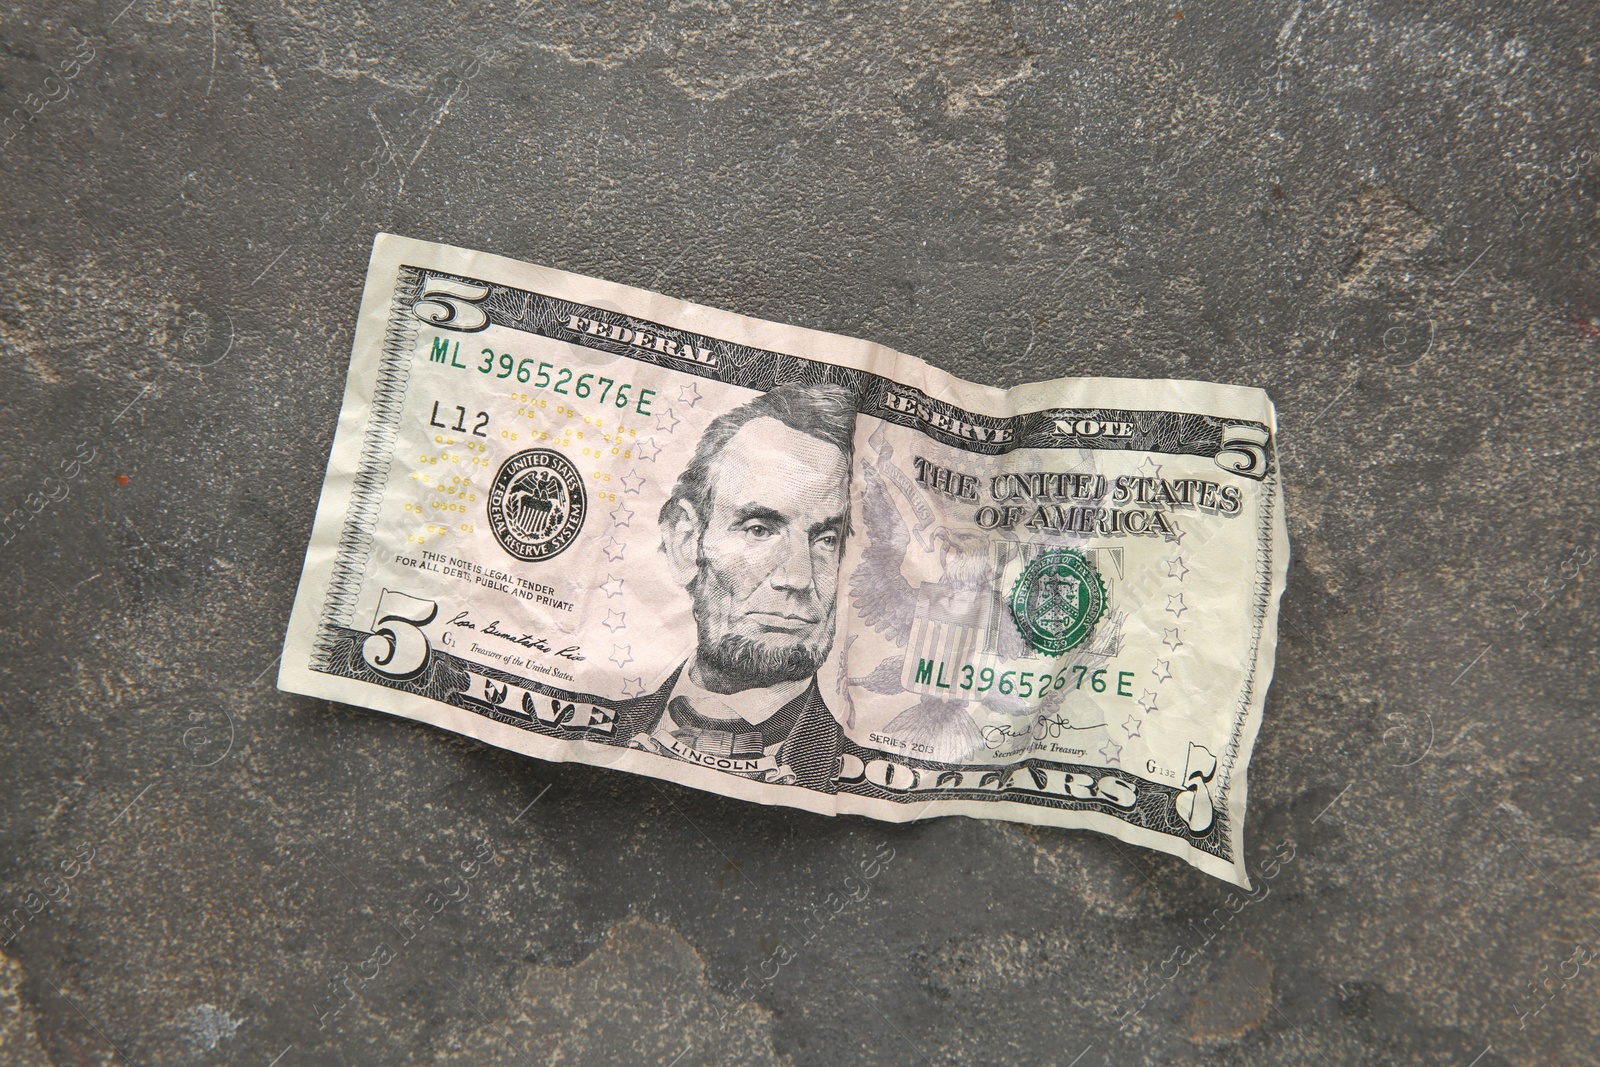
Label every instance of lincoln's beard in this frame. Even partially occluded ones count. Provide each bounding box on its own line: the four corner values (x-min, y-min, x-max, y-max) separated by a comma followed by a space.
688, 572, 836, 692
697, 628, 833, 689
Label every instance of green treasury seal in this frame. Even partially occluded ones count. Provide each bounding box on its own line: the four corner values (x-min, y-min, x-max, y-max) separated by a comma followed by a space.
1009, 549, 1107, 655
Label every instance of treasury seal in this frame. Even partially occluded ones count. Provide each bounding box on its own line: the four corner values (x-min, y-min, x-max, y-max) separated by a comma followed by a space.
487, 448, 587, 561
1009, 549, 1107, 655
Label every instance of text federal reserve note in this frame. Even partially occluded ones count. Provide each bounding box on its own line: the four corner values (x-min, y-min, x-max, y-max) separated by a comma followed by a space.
279, 233, 1289, 887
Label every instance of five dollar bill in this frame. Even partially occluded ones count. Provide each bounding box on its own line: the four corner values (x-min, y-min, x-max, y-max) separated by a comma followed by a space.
279, 233, 1289, 887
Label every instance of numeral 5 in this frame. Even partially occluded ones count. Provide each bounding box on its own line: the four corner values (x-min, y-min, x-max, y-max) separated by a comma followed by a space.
1175, 742, 1218, 835
1214, 424, 1271, 481
362, 589, 438, 678
412, 276, 491, 331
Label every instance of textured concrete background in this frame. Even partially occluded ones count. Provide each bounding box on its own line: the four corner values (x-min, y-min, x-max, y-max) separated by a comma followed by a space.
2, 1, 1597, 1064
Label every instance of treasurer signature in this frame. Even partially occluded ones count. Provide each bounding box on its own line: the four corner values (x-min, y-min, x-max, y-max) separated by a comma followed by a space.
447, 611, 584, 660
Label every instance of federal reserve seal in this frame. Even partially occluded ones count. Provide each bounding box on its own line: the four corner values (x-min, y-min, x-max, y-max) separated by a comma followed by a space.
1009, 549, 1107, 655
487, 448, 587, 561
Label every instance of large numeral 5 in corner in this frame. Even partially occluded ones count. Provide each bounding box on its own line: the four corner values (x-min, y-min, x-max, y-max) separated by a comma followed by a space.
1176, 742, 1219, 836
412, 275, 491, 332
1213, 423, 1272, 481
362, 589, 438, 679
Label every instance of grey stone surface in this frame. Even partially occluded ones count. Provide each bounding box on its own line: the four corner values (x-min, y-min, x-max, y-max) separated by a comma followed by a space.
1, 1, 1596, 1064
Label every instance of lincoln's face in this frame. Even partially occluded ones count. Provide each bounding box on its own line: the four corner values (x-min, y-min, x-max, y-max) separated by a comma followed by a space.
681, 417, 850, 693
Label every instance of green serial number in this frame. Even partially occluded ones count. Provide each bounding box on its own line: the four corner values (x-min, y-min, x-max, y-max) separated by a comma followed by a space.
915, 659, 1135, 700
428, 337, 655, 415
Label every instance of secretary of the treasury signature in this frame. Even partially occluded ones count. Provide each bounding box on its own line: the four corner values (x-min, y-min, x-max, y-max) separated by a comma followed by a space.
980, 713, 1097, 752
